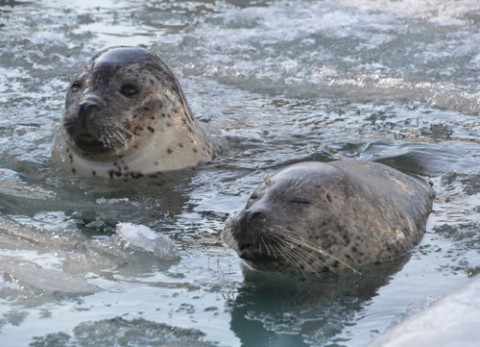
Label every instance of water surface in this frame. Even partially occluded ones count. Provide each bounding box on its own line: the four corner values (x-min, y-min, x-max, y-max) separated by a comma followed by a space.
1, 0, 480, 346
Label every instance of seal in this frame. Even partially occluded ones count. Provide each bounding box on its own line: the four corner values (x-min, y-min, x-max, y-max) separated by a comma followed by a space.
52, 46, 215, 179
223, 161, 435, 274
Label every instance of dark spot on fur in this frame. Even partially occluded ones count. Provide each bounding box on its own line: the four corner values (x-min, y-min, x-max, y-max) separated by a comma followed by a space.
161, 113, 166, 118
166, 122, 171, 127
150, 116, 155, 120
130, 172, 144, 179
187, 126, 193, 133
143, 106, 150, 111
71, 168, 76, 175
167, 148, 173, 154
182, 118, 187, 125
149, 78, 155, 85
92, 170, 96, 176
326, 193, 332, 202
68, 154, 73, 163
108, 170, 115, 179
193, 148, 198, 153
178, 143, 184, 148
147, 126, 155, 133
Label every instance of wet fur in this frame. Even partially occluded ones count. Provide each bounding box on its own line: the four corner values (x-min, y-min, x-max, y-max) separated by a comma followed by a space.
223, 161, 435, 274
53, 46, 214, 179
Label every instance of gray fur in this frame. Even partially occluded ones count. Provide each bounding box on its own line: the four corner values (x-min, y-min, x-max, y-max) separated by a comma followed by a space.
223, 161, 435, 274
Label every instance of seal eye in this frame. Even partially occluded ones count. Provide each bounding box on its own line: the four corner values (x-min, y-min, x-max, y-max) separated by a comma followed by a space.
120, 84, 139, 97
71, 80, 82, 92
289, 198, 311, 205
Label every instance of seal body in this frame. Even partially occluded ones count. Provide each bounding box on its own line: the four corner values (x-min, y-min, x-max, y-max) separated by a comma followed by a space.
52, 46, 214, 179
223, 161, 435, 274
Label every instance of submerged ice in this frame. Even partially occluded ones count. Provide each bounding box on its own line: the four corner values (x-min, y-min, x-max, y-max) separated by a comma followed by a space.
115, 223, 180, 261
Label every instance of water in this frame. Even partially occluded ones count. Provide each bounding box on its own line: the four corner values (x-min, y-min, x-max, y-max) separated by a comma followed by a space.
1, 0, 480, 346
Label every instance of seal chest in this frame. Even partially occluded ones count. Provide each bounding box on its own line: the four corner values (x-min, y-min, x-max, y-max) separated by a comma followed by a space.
223, 161, 435, 274
52, 46, 214, 179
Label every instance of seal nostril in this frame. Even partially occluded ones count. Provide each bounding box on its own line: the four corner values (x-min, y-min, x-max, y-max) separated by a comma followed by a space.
239, 209, 266, 234
78, 101, 97, 119
80, 102, 96, 114
247, 211, 264, 223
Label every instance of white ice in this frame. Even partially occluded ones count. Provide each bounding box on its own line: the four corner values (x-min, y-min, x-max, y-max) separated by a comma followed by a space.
115, 223, 180, 261
369, 274, 480, 347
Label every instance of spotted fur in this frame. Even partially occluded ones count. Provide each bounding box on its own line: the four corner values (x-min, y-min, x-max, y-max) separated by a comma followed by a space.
223, 161, 435, 275
52, 46, 215, 179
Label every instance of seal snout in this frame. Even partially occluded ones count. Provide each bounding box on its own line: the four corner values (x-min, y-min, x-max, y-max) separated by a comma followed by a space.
239, 209, 266, 233
236, 208, 275, 261
78, 94, 103, 126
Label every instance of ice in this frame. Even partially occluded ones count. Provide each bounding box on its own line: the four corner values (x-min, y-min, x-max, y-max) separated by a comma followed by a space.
0, 256, 100, 295
115, 223, 180, 261
369, 274, 480, 347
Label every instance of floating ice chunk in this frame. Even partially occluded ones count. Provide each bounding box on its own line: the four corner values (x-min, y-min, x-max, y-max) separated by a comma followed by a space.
115, 223, 180, 261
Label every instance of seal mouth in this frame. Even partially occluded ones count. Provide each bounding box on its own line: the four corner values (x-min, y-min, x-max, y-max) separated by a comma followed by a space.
74, 134, 110, 153
239, 244, 276, 262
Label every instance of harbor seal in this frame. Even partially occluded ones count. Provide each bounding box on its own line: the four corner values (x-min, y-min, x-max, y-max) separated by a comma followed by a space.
223, 161, 435, 274
52, 46, 215, 179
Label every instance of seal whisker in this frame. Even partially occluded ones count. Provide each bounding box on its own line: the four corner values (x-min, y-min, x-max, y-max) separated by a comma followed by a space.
260, 236, 275, 257
274, 235, 327, 274
266, 231, 322, 275
268, 228, 342, 274
283, 233, 360, 274
271, 239, 317, 277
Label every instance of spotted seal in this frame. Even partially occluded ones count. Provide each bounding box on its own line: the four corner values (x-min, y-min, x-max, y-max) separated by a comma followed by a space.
52, 46, 215, 179
223, 161, 435, 274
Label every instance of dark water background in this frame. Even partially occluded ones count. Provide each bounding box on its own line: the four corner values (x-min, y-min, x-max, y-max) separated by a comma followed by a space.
1, 0, 480, 346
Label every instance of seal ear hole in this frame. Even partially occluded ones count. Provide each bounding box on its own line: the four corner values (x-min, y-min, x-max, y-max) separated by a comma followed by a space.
326, 193, 333, 202
120, 84, 139, 97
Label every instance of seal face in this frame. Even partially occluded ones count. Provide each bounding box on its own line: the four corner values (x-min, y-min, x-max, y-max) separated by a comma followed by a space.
52, 46, 214, 179
223, 161, 435, 274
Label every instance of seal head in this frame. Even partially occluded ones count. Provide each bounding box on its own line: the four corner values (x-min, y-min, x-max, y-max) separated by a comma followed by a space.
223, 161, 435, 274
53, 46, 214, 179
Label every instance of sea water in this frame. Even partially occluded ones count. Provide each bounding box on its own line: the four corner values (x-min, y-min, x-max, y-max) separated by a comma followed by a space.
1, 0, 480, 346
